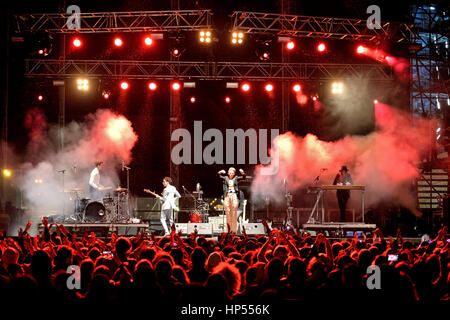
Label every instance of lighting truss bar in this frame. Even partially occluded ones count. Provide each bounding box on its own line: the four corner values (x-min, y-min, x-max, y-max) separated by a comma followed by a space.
24, 59, 394, 81
14, 10, 213, 34
230, 11, 413, 42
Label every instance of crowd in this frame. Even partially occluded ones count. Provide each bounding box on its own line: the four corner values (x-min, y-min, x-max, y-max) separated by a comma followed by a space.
0, 217, 449, 316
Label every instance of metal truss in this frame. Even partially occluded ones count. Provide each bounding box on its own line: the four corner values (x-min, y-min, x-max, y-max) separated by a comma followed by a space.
230, 11, 412, 42
13, 10, 212, 34
24, 59, 394, 81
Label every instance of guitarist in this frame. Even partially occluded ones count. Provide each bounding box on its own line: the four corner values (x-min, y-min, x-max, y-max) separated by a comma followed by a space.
160, 177, 181, 236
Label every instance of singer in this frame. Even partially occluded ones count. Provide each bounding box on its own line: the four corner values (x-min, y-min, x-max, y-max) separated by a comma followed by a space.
218, 167, 245, 233
89, 161, 105, 201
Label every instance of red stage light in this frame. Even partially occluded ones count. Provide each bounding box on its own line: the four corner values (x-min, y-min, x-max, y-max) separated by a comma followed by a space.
37, 95, 43, 101
312, 96, 318, 101
265, 83, 274, 92
114, 38, 123, 47
144, 37, 153, 46
120, 81, 129, 90
103, 93, 110, 99
172, 82, 181, 91
356, 45, 367, 54
38, 49, 44, 55
148, 82, 157, 91
225, 96, 231, 103
241, 83, 250, 92
317, 43, 326, 52
73, 38, 82, 48
190, 96, 196, 103
292, 84, 301, 92
286, 41, 295, 50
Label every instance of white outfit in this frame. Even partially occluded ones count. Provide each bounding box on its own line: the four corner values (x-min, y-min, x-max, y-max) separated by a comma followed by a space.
160, 184, 181, 234
89, 167, 100, 189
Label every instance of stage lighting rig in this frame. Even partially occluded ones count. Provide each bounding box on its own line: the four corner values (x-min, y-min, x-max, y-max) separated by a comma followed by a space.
231, 31, 244, 44
199, 30, 212, 43
331, 82, 344, 94
77, 79, 89, 91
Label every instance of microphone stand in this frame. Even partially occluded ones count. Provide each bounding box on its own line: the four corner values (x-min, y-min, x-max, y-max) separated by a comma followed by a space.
122, 163, 131, 219
57, 169, 66, 217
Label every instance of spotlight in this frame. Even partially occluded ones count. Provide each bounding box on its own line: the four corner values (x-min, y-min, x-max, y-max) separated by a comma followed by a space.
286, 41, 295, 50
102, 90, 111, 99
120, 81, 129, 90
256, 41, 272, 60
114, 37, 123, 47
171, 48, 182, 57
73, 38, 82, 48
265, 83, 274, 92
37, 95, 44, 101
317, 42, 326, 52
2, 169, 11, 177
241, 83, 250, 92
199, 31, 212, 43
144, 37, 153, 46
38, 49, 44, 55
312, 95, 318, 101
231, 32, 244, 44
356, 45, 367, 54
292, 84, 301, 92
373, 99, 379, 104
225, 96, 231, 103
331, 82, 344, 94
148, 82, 157, 91
190, 96, 196, 103
76, 79, 89, 91
172, 82, 181, 91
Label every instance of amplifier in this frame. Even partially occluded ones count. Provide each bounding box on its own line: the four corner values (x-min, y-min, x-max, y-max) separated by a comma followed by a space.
242, 223, 265, 235
209, 215, 226, 233
187, 223, 213, 235
175, 223, 189, 235
135, 197, 161, 211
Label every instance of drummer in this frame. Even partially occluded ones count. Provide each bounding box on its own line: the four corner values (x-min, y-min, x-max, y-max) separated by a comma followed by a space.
89, 161, 106, 201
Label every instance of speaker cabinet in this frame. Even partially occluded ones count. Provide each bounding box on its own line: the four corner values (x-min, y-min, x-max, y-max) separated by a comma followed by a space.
242, 223, 265, 235
187, 223, 213, 235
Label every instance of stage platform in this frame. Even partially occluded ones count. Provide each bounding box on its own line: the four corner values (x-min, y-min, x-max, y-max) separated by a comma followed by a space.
302, 222, 377, 236
38, 223, 149, 238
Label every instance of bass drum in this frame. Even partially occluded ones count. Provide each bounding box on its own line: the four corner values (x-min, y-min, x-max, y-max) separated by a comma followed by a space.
85, 201, 106, 222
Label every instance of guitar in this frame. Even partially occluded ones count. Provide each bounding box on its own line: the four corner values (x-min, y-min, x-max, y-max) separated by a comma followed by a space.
143, 189, 161, 198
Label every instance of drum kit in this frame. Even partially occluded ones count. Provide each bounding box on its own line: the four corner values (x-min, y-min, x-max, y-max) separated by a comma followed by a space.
65, 186, 131, 223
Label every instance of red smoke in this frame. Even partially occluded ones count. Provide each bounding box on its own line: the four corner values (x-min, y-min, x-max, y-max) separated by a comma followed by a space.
359, 47, 410, 82
252, 104, 435, 216
24, 108, 49, 160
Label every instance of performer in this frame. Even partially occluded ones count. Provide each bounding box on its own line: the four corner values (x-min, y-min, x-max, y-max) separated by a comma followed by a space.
89, 161, 105, 201
218, 167, 245, 233
333, 165, 353, 222
160, 177, 181, 236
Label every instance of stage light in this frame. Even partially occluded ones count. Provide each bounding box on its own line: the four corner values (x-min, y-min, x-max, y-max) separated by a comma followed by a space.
199, 31, 212, 43
76, 79, 89, 91
172, 82, 181, 91
317, 43, 326, 52
72, 38, 82, 48
286, 41, 295, 50
373, 99, 379, 104
37, 95, 44, 101
356, 45, 367, 54
171, 47, 182, 57
241, 83, 250, 92
38, 49, 44, 55
331, 82, 344, 94
232, 32, 244, 44
292, 84, 301, 92
120, 81, 129, 90
256, 41, 272, 60
312, 96, 318, 101
225, 96, 231, 103
436, 127, 441, 133
190, 96, 196, 103
148, 82, 157, 91
144, 37, 153, 46
265, 83, 274, 92
2, 169, 11, 177
114, 37, 123, 47
102, 90, 111, 99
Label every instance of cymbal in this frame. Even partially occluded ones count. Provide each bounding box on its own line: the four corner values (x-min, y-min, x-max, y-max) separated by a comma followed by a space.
114, 187, 128, 192
64, 188, 83, 193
